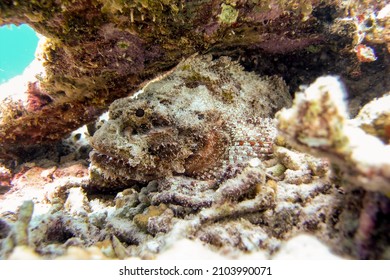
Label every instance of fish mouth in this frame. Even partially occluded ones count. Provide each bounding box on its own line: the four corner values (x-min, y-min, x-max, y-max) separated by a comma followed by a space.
90, 150, 131, 168
90, 150, 160, 183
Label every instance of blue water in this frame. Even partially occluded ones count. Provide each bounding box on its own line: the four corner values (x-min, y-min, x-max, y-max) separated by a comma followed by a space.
0, 24, 39, 84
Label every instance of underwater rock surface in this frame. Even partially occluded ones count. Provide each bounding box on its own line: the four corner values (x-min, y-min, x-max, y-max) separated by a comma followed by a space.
0, 1, 389, 260
277, 76, 390, 194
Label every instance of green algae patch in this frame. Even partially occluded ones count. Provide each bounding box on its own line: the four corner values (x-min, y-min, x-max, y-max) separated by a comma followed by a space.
218, 3, 239, 25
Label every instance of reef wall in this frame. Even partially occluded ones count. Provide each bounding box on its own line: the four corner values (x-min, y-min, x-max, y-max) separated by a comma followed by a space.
0, 0, 389, 260
1, 0, 388, 155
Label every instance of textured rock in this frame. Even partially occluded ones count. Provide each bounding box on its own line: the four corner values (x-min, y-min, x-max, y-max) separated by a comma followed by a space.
276, 76, 390, 259
276, 76, 390, 194
0, 2, 389, 258
353, 94, 390, 144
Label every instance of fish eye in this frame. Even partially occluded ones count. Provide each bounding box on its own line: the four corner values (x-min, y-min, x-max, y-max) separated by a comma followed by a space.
197, 113, 205, 120
135, 108, 145, 117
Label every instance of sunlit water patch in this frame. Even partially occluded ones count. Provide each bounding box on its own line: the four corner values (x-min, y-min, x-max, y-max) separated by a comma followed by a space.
0, 24, 39, 85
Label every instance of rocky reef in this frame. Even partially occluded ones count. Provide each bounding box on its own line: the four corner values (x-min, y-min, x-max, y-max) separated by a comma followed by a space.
0, 1, 389, 260
1, 0, 389, 154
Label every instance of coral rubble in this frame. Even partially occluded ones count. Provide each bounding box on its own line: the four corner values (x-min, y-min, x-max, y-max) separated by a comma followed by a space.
353, 94, 390, 144
276, 76, 390, 194
277, 76, 390, 259
0, 155, 336, 259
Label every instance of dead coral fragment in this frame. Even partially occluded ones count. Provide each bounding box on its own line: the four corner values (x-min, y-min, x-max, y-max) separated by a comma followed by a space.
14, 200, 34, 246
278, 76, 348, 151
151, 177, 215, 209
0, 200, 34, 257
353, 94, 390, 144
133, 204, 169, 233
277, 76, 390, 194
